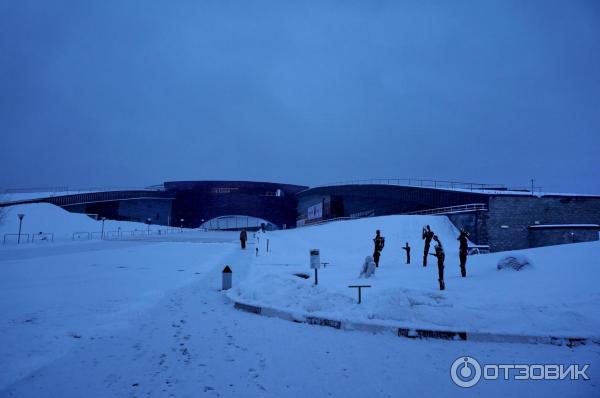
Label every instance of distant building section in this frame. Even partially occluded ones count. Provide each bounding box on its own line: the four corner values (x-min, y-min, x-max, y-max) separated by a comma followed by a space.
2, 178, 599, 251
164, 181, 307, 229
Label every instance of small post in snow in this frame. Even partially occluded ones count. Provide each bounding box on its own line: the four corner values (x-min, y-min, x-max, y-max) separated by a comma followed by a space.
348, 285, 371, 304
222, 266, 232, 290
267, 239, 269, 253
310, 249, 321, 285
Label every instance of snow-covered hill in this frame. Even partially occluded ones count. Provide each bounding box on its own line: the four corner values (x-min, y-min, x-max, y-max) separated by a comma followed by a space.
0, 203, 166, 242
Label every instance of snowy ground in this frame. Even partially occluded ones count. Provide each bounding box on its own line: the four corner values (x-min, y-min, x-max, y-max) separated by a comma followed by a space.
230, 216, 600, 338
0, 205, 599, 397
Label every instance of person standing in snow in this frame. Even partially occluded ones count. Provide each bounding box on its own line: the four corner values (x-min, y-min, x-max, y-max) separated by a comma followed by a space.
429, 235, 446, 290
240, 228, 248, 249
373, 230, 385, 267
402, 242, 411, 264
422, 225, 434, 267
359, 255, 376, 278
457, 229, 469, 277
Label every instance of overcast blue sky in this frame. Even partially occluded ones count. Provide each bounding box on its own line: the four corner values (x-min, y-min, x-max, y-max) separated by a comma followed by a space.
1, 1, 599, 193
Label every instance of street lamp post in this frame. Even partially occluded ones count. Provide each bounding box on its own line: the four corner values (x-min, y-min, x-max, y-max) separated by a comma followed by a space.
180, 218, 184, 232
17, 213, 25, 244
147, 218, 152, 235
101, 217, 107, 239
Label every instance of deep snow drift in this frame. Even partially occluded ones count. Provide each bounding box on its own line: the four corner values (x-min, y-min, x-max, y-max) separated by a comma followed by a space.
229, 216, 600, 338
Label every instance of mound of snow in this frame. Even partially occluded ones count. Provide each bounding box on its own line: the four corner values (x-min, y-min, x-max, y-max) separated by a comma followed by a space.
0, 203, 155, 242
231, 215, 600, 337
497, 255, 532, 271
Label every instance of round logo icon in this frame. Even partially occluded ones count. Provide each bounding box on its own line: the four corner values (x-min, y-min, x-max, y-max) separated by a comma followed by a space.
451, 356, 482, 388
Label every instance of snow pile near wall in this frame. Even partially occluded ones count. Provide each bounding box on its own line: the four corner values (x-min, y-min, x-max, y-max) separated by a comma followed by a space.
229, 215, 600, 337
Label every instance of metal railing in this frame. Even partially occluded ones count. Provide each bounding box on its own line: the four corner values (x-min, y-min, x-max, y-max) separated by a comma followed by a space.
404, 203, 488, 215
73, 232, 91, 241
32, 233, 54, 243
3, 233, 30, 244
317, 178, 507, 192
2, 227, 191, 245
298, 216, 359, 228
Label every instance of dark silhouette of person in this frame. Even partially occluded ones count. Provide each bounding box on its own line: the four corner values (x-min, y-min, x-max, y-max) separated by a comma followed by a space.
402, 242, 411, 264
457, 229, 469, 277
373, 230, 385, 267
429, 235, 445, 290
240, 228, 247, 249
422, 225, 434, 267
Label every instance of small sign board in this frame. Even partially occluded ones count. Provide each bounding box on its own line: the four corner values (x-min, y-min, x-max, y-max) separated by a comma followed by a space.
310, 249, 320, 269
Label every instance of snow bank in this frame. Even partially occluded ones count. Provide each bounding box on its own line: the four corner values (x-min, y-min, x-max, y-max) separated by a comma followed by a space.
0, 203, 162, 243
229, 215, 600, 338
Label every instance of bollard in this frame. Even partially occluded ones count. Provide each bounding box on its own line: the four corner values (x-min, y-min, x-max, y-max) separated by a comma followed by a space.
255, 247, 259, 257
267, 239, 269, 252
222, 266, 232, 290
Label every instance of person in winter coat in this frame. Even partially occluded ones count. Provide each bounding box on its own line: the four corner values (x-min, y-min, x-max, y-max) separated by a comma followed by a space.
373, 230, 385, 267
429, 235, 446, 290
422, 225, 434, 267
402, 242, 411, 264
240, 228, 248, 249
359, 255, 376, 278
457, 229, 469, 277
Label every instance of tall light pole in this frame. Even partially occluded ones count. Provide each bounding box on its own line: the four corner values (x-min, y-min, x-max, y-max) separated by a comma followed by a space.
531, 178, 535, 196
180, 218, 184, 232
17, 213, 25, 244
147, 218, 152, 234
101, 217, 107, 239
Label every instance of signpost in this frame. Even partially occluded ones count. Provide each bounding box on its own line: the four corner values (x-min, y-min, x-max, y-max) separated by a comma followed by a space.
101, 216, 107, 239
310, 249, 320, 285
